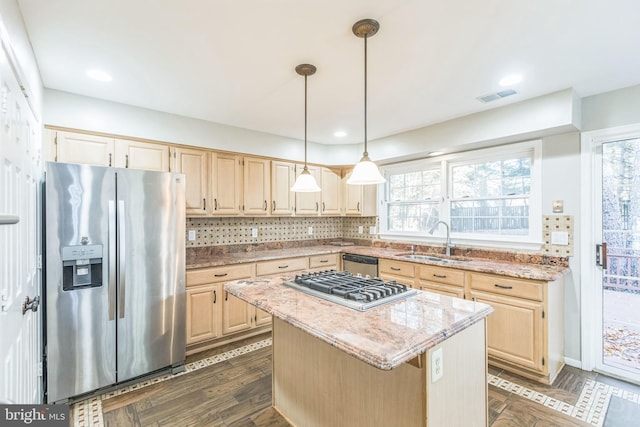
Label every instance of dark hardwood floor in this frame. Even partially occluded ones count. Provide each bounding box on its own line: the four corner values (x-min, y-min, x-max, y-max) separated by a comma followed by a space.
83, 333, 640, 427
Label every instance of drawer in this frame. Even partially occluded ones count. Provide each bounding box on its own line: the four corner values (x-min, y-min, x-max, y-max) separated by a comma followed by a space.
257, 257, 309, 276
309, 253, 339, 268
187, 263, 255, 286
379, 259, 415, 278
418, 265, 465, 287
470, 272, 544, 301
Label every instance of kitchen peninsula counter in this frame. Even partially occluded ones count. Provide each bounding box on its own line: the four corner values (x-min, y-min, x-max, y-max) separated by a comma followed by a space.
225, 274, 493, 426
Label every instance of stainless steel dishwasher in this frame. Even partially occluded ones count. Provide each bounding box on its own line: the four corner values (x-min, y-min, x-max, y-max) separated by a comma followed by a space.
342, 253, 379, 277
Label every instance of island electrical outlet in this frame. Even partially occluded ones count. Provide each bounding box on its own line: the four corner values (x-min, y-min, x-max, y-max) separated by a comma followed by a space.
431, 347, 443, 383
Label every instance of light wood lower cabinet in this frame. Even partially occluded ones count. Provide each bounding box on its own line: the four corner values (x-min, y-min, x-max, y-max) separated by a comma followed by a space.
186, 284, 222, 344
469, 272, 564, 384
379, 259, 416, 288
418, 264, 465, 298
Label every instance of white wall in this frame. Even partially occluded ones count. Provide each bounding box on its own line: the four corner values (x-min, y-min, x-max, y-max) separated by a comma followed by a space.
541, 132, 581, 361
44, 89, 360, 165
370, 88, 581, 164
582, 84, 640, 132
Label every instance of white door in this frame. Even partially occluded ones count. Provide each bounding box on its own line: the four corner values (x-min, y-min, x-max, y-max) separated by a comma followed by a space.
0, 37, 43, 404
582, 125, 640, 384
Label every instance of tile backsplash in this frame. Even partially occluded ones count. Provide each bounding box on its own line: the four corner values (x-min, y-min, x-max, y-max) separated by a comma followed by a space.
186, 216, 378, 247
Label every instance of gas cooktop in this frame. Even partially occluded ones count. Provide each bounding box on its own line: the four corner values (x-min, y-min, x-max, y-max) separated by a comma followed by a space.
284, 270, 417, 311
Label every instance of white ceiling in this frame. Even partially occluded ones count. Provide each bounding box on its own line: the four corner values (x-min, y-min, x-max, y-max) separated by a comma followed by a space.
17, 0, 640, 145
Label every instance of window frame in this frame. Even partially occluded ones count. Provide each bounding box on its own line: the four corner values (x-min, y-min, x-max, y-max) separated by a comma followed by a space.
378, 140, 542, 250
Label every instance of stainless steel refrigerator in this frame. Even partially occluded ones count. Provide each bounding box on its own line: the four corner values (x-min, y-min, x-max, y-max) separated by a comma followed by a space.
44, 162, 186, 403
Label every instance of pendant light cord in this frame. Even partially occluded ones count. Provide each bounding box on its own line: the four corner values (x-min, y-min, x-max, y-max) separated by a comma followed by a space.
304, 74, 308, 167
363, 34, 368, 157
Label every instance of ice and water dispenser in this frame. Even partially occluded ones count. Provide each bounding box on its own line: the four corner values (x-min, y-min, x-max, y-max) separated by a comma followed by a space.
61, 244, 103, 290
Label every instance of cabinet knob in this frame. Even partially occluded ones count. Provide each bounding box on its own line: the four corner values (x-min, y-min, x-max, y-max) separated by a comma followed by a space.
494, 284, 513, 290
213, 290, 216, 304
264, 200, 268, 211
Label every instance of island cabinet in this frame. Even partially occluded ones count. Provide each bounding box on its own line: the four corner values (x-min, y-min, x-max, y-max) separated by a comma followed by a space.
379, 259, 416, 288
468, 271, 564, 384
225, 275, 492, 427
418, 264, 465, 299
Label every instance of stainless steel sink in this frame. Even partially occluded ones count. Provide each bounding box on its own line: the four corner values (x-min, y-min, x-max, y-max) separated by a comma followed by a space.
399, 253, 465, 264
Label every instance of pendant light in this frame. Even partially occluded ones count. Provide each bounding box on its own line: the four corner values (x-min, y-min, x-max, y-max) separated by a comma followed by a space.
291, 64, 322, 192
347, 18, 386, 185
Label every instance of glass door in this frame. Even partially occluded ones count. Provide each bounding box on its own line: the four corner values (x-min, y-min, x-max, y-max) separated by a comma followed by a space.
597, 137, 640, 381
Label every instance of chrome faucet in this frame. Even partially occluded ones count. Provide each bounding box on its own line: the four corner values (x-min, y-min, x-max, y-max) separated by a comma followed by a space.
428, 220, 453, 256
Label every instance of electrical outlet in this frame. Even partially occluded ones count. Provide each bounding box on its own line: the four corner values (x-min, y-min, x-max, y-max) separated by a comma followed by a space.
308, 226, 313, 235
369, 226, 377, 235
188, 229, 196, 241
251, 228, 258, 238
358, 226, 364, 234
431, 347, 443, 383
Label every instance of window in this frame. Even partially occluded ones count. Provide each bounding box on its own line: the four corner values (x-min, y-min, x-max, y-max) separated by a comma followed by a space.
379, 141, 541, 246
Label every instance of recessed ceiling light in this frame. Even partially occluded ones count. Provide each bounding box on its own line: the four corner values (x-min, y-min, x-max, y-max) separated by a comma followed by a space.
333, 130, 347, 138
86, 69, 112, 82
499, 74, 522, 87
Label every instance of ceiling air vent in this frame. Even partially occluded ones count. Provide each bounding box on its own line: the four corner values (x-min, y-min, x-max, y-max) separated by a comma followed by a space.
477, 89, 518, 103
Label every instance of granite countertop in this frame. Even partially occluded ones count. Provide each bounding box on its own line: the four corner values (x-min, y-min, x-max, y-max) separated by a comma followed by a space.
187, 244, 568, 281
224, 274, 493, 370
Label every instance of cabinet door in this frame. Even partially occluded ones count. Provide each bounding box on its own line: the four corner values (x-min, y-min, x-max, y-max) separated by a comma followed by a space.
255, 308, 272, 327
114, 139, 170, 171
174, 147, 208, 215
470, 290, 544, 373
343, 171, 363, 215
243, 157, 270, 215
211, 152, 242, 215
321, 168, 341, 215
186, 284, 221, 344
271, 160, 295, 215
55, 131, 115, 167
295, 164, 321, 215
222, 290, 253, 335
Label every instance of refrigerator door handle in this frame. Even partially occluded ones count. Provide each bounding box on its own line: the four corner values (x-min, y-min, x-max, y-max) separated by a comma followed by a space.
118, 200, 126, 319
108, 200, 117, 321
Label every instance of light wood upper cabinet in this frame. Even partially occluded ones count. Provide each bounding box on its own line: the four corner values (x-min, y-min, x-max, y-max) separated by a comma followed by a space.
342, 169, 377, 216
211, 152, 242, 215
294, 164, 321, 216
52, 130, 170, 172
321, 168, 341, 215
54, 131, 115, 167
173, 147, 209, 216
114, 139, 170, 171
271, 160, 295, 215
243, 156, 271, 215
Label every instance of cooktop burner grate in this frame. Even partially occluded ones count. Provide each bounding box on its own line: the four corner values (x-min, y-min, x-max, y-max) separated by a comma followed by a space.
284, 270, 417, 311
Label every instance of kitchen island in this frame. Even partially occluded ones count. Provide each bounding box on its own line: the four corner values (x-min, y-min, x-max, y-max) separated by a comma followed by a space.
225, 273, 494, 427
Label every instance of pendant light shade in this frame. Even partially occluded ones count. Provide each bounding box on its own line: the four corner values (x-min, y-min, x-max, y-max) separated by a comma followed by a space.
291, 64, 321, 193
347, 18, 386, 185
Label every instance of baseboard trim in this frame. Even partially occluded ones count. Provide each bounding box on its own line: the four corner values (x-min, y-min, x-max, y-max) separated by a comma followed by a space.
564, 357, 582, 369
